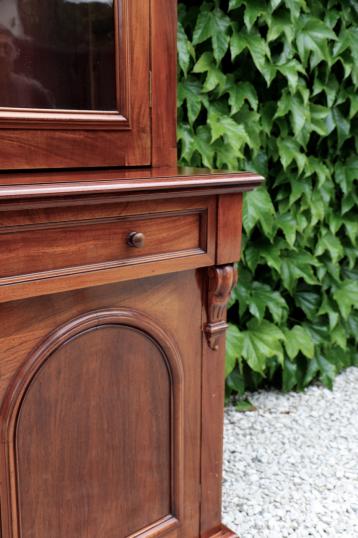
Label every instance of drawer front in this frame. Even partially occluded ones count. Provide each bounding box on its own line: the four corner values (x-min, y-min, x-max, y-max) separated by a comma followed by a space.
1, 212, 205, 280
0, 198, 216, 298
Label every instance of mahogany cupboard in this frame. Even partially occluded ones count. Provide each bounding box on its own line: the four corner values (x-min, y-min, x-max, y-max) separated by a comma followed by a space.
0, 2, 263, 538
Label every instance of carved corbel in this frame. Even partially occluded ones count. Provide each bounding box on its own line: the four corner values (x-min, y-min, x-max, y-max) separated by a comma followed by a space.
205, 264, 238, 351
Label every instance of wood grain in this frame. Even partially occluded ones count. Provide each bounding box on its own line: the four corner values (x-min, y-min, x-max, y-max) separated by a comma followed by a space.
0, 169, 263, 202
205, 265, 238, 351
0, 2, 262, 536
0, 271, 202, 538
203, 524, 238, 538
16, 326, 171, 537
0, 212, 202, 278
216, 194, 243, 264
200, 266, 238, 537
151, 0, 178, 167
0, 197, 217, 303
0, 166, 263, 188
0, 0, 150, 169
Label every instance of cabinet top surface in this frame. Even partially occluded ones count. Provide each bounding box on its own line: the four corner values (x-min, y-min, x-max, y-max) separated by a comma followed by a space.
0, 167, 264, 203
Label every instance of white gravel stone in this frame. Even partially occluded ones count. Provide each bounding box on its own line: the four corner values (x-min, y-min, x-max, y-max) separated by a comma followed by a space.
222, 367, 358, 538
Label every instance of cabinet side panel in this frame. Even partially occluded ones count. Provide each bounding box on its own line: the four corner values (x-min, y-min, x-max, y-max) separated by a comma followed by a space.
200, 341, 226, 536
200, 265, 237, 537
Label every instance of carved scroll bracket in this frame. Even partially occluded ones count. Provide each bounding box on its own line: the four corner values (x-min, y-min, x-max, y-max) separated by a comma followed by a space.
205, 264, 238, 351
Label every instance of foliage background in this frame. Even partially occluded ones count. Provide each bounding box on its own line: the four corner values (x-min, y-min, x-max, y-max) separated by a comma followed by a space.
177, 0, 358, 395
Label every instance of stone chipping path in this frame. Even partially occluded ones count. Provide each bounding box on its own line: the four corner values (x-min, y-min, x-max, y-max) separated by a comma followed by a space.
222, 367, 358, 538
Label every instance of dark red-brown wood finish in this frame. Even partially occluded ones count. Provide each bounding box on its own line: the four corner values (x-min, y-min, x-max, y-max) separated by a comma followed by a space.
0, 0, 177, 170
0, 2, 264, 538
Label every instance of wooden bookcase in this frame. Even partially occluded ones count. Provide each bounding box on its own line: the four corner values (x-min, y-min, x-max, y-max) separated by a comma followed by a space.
0, 2, 263, 537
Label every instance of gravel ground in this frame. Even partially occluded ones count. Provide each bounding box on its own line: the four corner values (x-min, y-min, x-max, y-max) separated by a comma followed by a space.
222, 367, 358, 538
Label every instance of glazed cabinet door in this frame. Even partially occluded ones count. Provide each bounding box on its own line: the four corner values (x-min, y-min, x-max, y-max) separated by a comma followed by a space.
0, 0, 151, 169
0, 272, 202, 538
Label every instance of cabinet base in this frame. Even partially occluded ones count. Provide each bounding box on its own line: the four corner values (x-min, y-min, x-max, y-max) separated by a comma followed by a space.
203, 524, 239, 538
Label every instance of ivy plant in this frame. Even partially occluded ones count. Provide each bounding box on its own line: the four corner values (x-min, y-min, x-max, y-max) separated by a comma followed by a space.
177, 0, 358, 394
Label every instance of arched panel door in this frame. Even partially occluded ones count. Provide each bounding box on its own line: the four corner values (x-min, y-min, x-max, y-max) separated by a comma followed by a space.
0, 310, 183, 538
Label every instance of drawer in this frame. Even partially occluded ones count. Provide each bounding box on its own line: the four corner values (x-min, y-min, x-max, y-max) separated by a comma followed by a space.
0, 200, 215, 291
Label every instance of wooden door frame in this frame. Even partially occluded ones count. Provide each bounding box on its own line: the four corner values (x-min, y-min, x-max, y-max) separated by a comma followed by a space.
0, 0, 152, 169
150, 0, 178, 167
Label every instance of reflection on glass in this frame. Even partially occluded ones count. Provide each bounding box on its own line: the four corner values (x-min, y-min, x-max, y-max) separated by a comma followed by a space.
0, 0, 117, 110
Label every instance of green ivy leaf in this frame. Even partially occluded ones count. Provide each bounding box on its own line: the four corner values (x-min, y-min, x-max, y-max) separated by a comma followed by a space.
310, 104, 335, 136
271, 0, 282, 11
296, 16, 336, 66
277, 60, 306, 93
178, 79, 205, 125
177, 21, 195, 77
332, 107, 351, 149
235, 400, 257, 412
303, 356, 320, 386
331, 325, 347, 350
267, 11, 293, 42
244, 240, 282, 273
211, 9, 231, 63
277, 139, 306, 173
280, 253, 317, 293
276, 213, 297, 246
347, 312, 358, 338
289, 176, 312, 205
177, 0, 358, 397
306, 157, 330, 187
192, 8, 213, 46
282, 359, 298, 392
243, 186, 276, 237
247, 282, 288, 323
335, 157, 358, 194
228, 0, 245, 11
237, 319, 286, 373
243, 0, 266, 30
285, 0, 308, 20
177, 124, 196, 162
341, 192, 357, 215
317, 354, 336, 389
315, 230, 344, 263
226, 81, 258, 114
283, 325, 314, 359
227, 369, 246, 396
204, 68, 227, 93
344, 216, 358, 245
231, 30, 274, 84
290, 95, 310, 136
349, 93, 358, 119
318, 294, 339, 330
333, 280, 358, 319
310, 189, 325, 225
192, 51, 213, 73
193, 7, 231, 63
194, 125, 215, 168
226, 324, 243, 376
312, 73, 339, 107
208, 112, 249, 155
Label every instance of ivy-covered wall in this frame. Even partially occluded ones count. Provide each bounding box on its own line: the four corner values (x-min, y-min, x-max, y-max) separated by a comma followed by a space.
177, 0, 358, 394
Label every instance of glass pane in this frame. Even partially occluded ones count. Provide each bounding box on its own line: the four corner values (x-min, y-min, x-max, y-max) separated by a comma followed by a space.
0, 0, 117, 110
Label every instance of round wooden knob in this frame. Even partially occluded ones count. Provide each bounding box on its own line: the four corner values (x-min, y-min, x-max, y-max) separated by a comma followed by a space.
127, 232, 145, 248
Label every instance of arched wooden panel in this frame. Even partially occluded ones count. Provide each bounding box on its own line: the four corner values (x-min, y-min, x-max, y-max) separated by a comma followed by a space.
0, 309, 184, 538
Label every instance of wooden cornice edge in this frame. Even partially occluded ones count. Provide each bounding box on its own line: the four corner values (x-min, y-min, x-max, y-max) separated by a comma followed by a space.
0, 168, 264, 203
